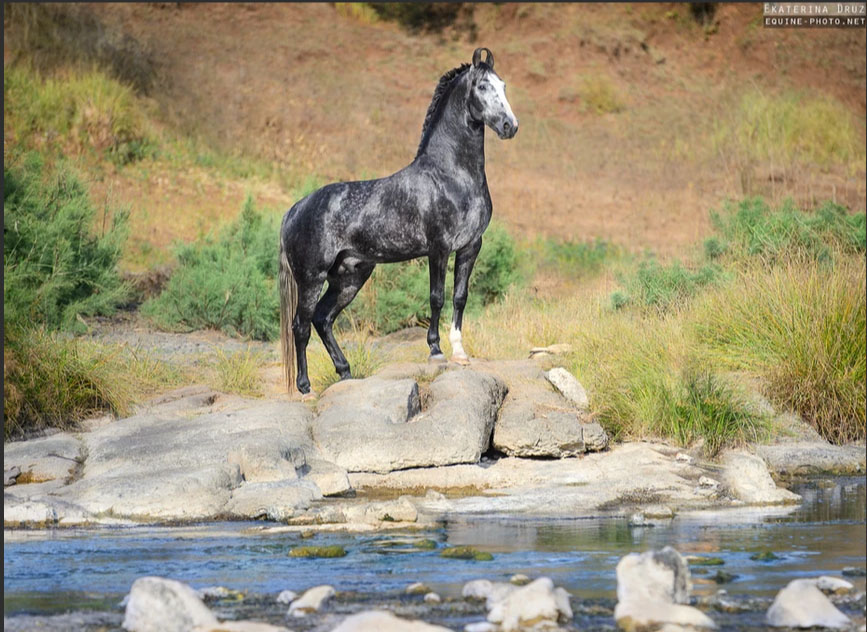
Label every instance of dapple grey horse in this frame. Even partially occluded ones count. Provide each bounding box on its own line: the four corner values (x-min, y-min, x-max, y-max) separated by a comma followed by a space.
279, 48, 518, 395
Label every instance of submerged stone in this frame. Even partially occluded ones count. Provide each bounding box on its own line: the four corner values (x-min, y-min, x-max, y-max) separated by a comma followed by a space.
750, 551, 780, 562
288, 546, 347, 558
441, 546, 493, 560
688, 556, 725, 566
711, 570, 738, 584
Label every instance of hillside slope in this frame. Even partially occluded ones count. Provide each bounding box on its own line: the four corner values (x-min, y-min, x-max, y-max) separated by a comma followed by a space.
6, 2, 866, 264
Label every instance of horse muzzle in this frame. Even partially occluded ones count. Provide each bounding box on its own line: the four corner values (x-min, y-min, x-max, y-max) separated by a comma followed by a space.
496, 116, 518, 140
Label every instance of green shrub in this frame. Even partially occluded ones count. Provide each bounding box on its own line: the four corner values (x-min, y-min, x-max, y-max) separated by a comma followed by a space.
709, 198, 866, 263
537, 237, 617, 277
613, 259, 724, 312
3, 153, 131, 331
695, 258, 866, 443
142, 196, 280, 341
578, 317, 768, 456
4, 64, 155, 164
350, 220, 520, 334
671, 369, 767, 457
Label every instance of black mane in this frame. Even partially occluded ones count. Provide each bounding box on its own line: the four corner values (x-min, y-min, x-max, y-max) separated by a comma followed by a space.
416, 63, 471, 159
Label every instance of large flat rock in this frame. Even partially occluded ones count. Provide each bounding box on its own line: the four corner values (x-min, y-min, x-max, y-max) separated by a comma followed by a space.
755, 441, 866, 476
4, 389, 338, 525
4, 433, 83, 483
351, 443, 741, 517
313, 369, 507, 474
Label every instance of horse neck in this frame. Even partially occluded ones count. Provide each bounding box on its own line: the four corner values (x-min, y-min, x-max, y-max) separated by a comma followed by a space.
421, 78, 486, 175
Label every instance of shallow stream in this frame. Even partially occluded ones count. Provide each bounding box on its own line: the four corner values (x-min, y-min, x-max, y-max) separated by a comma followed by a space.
4, 476, 866, 631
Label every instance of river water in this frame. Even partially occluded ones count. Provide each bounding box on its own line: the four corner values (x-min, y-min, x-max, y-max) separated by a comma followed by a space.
4, 476, 865, 630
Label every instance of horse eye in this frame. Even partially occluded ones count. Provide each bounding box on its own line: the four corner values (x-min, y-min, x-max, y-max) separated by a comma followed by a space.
478, 84, 488, 91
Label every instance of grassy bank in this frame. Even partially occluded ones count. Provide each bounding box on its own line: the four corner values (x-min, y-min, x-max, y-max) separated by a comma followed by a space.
461, 200, 866, 451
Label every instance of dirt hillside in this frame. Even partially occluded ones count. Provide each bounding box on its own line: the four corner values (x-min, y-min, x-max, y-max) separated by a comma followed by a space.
11, 3, 867, 258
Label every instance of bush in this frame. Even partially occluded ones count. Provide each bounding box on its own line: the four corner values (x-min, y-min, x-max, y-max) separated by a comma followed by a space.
349, 220, 520, 334
537, 237, 617, 277
580, 74, 625, 115
612, 259, 724, 312
4, 64, 156, 165
695, 257, 866, 443
212, 347, 266, 397
142, 196, 280, 341
3, 153, 131, 331
709, 197, 866, 263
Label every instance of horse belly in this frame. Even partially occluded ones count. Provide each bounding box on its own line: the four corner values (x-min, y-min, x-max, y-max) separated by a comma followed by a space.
350, 210, 429, 262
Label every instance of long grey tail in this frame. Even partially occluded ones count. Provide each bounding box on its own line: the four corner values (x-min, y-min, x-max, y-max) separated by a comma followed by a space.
279, 235, 298, 394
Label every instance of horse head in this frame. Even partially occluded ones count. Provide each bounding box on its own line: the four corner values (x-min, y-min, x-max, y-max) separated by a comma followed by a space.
468, 47, 518, 140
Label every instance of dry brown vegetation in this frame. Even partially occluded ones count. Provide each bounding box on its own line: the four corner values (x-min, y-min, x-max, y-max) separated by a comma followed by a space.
6, 3, 864, 268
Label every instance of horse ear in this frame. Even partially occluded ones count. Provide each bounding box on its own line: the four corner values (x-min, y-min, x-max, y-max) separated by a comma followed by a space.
472, 48, 494, 69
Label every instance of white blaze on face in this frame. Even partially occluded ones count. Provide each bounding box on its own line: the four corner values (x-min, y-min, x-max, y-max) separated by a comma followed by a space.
450, 323, 467, 359
479, 73, 516, 128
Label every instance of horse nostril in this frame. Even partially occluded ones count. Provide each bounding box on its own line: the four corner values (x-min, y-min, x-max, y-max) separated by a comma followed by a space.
502, 121, 511, 132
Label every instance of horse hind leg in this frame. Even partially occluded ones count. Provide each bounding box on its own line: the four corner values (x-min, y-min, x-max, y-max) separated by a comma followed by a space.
293, 275, 327, 397
312, 263, 375, 381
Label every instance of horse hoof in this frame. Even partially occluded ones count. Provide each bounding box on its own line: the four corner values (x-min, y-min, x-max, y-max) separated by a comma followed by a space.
428, 353, 447, 364
451, 354, 470, 366
300, 392, 317, 402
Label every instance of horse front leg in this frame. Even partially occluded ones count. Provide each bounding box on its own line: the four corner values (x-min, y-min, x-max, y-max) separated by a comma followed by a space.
450, 238, 482, 365
427, 251, 448, 362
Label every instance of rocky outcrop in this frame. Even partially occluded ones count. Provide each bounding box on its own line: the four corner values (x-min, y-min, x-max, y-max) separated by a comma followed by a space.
4, 364, 808, 528
491, 362, 606, 458
614, 547, 716, 629
2, 390, 355, 525
756, 442, 866, 477
720, 451, 801, 505
313, 370, 507, 474
765, 578, 852, 629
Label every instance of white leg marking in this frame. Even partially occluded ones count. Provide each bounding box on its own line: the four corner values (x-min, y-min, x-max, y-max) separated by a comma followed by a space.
450, 323, 468, 361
